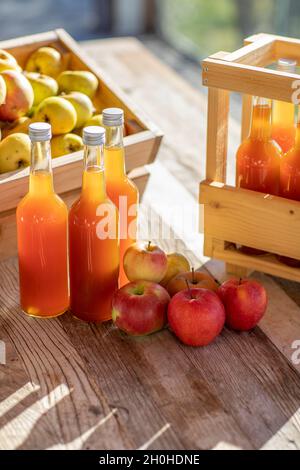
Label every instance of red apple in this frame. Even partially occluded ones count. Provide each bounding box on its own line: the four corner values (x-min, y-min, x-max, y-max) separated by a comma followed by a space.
168, 288, 225, 347
123, 241, 168, 283
112, 281, 170, 336
167, 269, 218, 297
0, 70, 34, 121
218, 278, 268, 331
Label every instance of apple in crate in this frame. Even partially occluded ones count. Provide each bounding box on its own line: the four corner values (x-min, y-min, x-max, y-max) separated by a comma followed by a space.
123, 241, 168, 283
0, 75, 6, 105
168, 288, 225, 347
0, 70, 34, 121
0, 49, 21, 73
218, 278, 268, 331
25, 47, 62, 78
112, 281, 170, 336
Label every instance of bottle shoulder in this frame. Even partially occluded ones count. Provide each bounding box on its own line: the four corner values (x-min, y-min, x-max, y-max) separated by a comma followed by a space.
237, 138, 282, 159
69, 195, 118, 217
17, 191, 67, 213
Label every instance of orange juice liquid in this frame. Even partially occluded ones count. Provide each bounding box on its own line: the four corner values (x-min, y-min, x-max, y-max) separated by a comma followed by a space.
236, 98, 282, 256
69, 167, 119, 322
237, 101, 281, 195
272, 100, 296, 154
17, 172, 69, 317
280, 123, 300, 201
104, 146, 138, 287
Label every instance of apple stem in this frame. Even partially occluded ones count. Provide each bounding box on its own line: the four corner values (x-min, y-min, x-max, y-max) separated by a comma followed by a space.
185, 279, 194, 299
192, 267, 195, 284
147, 241, 151, 251
239, 277, 242, 285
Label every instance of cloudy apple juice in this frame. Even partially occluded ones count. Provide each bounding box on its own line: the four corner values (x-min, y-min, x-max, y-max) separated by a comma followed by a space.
69, 126, 119, 322
103, 108, 139, 287
16, 123, 69, 318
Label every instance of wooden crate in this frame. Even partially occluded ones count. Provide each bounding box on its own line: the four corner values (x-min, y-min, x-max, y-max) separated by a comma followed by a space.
0, 29, 162, 261
200, 33, 300, 282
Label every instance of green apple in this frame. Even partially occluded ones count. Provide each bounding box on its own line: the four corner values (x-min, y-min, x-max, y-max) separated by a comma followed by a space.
34, 96, 77, 135
84, 113, 103, 128
0, 133, 31, 173
51, 133, 83, 158
24, 72, 58, 106
0, 49, 21, 73
25, 47, 62, 78
62, 91, 94, 128
57, 70, 98, 98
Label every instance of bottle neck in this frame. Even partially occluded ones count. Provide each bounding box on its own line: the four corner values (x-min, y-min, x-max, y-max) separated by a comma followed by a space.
82, 144, 106, 200
29, 140, 54, 194
273, 59, 296, 128
104, 125, 126, 178
250, 97, 272, 141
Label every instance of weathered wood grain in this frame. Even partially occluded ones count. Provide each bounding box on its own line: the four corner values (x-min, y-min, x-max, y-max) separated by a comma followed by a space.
1, 36, 300, 451
0, 258, 126, 450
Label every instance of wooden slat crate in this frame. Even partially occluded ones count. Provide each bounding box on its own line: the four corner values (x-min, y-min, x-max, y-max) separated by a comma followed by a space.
0, 29, 162, 261
200, 33, 300, 282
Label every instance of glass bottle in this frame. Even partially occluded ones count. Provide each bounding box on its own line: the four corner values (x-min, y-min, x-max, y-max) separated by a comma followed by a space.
16, 122, 69, 317
69, 126, 119, 322
272, 58, 297, 154
278, 106, 300, 268
103, 108, 139, 287
236, 97, 282, 255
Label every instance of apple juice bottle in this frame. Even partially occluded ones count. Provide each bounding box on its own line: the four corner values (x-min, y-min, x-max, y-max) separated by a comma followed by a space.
278, 106, 300, 267
16, 122, 69, 318
272, 59, 297, 153
236, 97, 282, 255
69, 126, 119, 322
103, 108, 139, 287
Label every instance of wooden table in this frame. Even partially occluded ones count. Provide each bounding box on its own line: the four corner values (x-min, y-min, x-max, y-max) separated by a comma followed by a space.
1, 37, 300, 451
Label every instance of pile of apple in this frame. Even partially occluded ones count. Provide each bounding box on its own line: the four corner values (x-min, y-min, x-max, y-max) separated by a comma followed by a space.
112, 241, 268, 347
0, 46, 107, 173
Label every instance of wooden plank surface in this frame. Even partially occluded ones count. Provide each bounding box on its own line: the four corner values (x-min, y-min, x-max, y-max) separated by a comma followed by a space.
1, 36, 300, 450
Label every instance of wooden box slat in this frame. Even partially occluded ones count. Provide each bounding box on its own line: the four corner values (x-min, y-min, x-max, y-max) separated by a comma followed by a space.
201, 33, 300, 281
0, 29, 162, 222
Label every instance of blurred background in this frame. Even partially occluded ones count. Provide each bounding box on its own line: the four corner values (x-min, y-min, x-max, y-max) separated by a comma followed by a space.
0, 0, 299, 56
1, 0, 299, 89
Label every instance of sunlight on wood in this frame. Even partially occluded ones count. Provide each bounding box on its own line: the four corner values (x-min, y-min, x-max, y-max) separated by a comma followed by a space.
0, 382, 40, 419
260, 408, 300, 450
138, 423, 171, 450
0, 383, 70, 450
212, 441, 242, 450
47, 408, 118, 450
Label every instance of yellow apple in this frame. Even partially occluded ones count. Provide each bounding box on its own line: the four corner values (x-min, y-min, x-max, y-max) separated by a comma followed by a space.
1, 116, 31, 138
0, 49, 21, 73
160, 253, 191, 287
62, 91, 94, 128
24, 72, 58, 106
51, 133, 83, 158
84, 113, 103, 128
0, 75, 6, 105
57, 70, 98, 98
0, 133, 31, 173
25, 47, 62, 78
0, 70, 34, 121
34, 96, 77, 135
